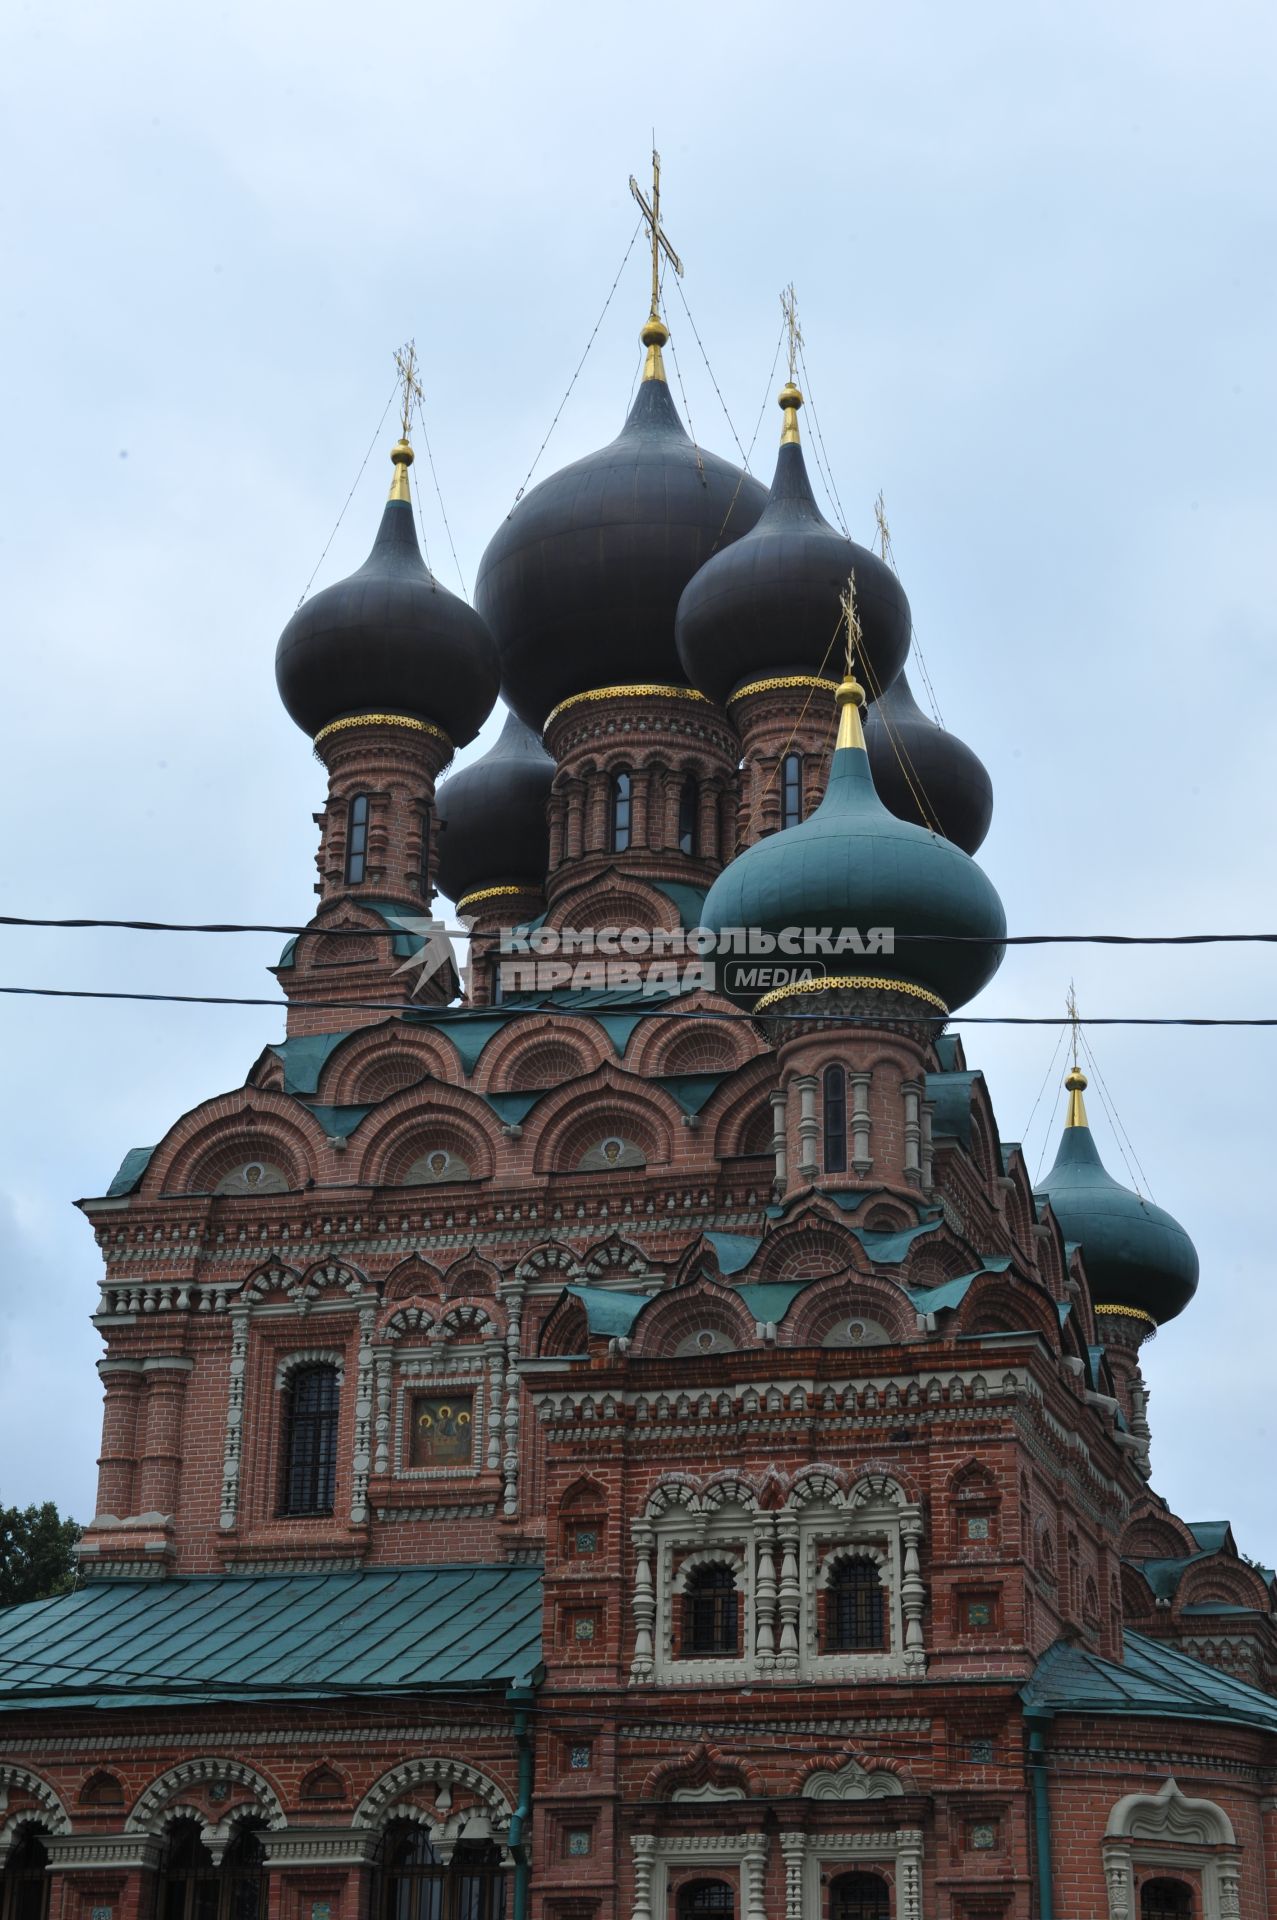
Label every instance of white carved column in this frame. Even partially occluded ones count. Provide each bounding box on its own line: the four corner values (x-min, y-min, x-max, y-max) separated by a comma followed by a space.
742, 1835, 768, 1920
218, 1307, 250, 1531
920, 1099, 935, 1189
896, 1829, 924, 1920
900, 1504, 927, 1671
372, 1348, 392, 1476
850, 1070, 872, 1172
770, 1086, 789, 1192
779, 1833, 806, 1920
486, 1339, 505, 1473
1101, 1845, 1132, 1920
903, 1079, 922, 1183
630, 1833, 656, 1920
753, 1515, 777, 1671
630, 1521, 656, 1682
1217, 1852, 1243, 1919
349, 1305, 375, 1524
776, 1519, 801, 1676
794, 1075, 819, 1178
500, 1279, 524, 1517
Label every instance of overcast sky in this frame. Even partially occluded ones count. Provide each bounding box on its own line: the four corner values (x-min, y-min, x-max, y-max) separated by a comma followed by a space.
3, 2, 1275, 1553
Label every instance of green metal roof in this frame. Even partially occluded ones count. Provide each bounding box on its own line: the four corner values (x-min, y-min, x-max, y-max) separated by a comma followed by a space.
705, 1231, 762, 1275
647, 880, 709, 928
1022, 1628, 1277, 1735
0, 1568, 543, 1711
924, 1070, 979, 1144
307, 1104, 374, 1139
1188, 1521, 1237, 1555
565, 1286, 653, 1336
106, 1145, 157, 1197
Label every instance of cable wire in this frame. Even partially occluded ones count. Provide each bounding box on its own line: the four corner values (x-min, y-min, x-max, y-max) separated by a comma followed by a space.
295, 379, 400, 607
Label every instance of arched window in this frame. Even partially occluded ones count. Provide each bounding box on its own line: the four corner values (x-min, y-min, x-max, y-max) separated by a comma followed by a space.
780, 752, 803, 828
160, 1820, 264, 1920
281, 1363, 340, 1516
830, 1871, 891, 1920
677, 1882, 734, 1918
379, 1823, 507, 1920
2, 1831, 50, 1920
824, 1555, 886, 1652
610, 771, 632, 853
823, 1063, 847, 1173
681, 1563, 739, 1658
678, 775, 699, 856
1140, 1882, 1193, 1919
345, 793, 370, 884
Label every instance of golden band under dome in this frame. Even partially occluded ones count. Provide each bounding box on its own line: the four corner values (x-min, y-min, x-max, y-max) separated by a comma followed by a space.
1092, 1303, 1157, 1328
544, 684, 712, 728
456, 884, 530, 913
754, 974, 949, 1015
728, 674, 839, 705
313, 713, 452, 750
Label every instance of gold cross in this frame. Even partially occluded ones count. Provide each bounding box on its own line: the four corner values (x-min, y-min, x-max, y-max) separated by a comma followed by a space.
781, 283, 803, 384
394, 339, 424, 441
874, 490, 893, 565
629, 145, 684, 323
840, 575, 862, 677
1066, 981, 1081, 1071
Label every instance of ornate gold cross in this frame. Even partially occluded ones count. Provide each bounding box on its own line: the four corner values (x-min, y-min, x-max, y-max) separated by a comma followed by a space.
781, 283, 803, 384
394, 339, 423, 441
629, 146, 684, 323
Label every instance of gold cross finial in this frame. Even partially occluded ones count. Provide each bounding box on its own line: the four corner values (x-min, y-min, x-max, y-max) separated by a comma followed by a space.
781, 284, 803, 384
1064, 983, 1090, 1126
394, 340, 424, 442
840, 574, 863, 679
629, 146, 683, 381
874, 490, 892, 565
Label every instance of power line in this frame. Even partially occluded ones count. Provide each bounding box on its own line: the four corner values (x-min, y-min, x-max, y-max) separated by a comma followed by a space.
5, 916, 1277, 947
1, 985, 1275, 1027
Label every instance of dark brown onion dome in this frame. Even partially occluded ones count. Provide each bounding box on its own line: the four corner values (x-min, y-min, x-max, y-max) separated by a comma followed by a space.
863, 670, 994, 855
435, 708, 554, 907
675, 384, 911, 708
276, 442, 500, 747
473, 320, 768, 730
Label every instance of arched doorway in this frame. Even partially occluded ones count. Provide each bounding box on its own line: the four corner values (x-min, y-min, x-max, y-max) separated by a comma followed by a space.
1, 1830, 50, 1920
378, 1822, 507, 1920
830, 1870, 891, 1920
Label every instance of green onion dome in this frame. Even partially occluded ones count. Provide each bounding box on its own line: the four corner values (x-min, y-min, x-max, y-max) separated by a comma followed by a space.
435, 708, 554, 908
276, 441, 500, 748
863, 670, 994, 855
473, 317, 767, 731
1034, 1070, 1199, 1326
674, 384, 911, 708
700, 675, 1006, 1013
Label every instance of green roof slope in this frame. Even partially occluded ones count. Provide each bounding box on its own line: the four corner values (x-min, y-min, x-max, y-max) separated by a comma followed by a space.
1023, 1628, 1277, 1735
0, 1568, 542, 1710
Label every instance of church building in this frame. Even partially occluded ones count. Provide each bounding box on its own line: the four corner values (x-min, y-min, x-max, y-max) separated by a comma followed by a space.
1, 184, 1275, 1920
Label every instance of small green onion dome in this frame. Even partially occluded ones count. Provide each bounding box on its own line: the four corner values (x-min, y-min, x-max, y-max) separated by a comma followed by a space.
1034, 1070, 1199, 1326
700, 676, 1006, 1012
435, 708, 554, 906
276, 441, 500, 748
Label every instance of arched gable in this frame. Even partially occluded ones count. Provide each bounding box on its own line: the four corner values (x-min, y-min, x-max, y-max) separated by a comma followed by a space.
957, 1272, 1061, 1348
147, 1090, 326, 1198
351, 1757, 514, 1833
538, 1290, 590, 1358
526, 1068, 677, 1175
317, 1023, 459, 1106
126, 1759, 286, 1835
627, 1278, 757, 1359
354, 1087, 499, 1186
781, 1272, 914, 1348
475, 1016, 608, 1093
383, 1254, 446, 1304
641, 1740, 762, 1802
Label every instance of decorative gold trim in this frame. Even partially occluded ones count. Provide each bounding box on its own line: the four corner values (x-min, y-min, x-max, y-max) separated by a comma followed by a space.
1092, 1303, 1158, 1327
754, 974, 949, 1015
313, 713, 452, 749
728, 675, 839, 706
544, 684, 711, 728
456, 884, 530, 913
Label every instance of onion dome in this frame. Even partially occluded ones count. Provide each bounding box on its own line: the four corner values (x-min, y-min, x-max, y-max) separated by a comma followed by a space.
701, 673, 1006, 1013
863, 670, 994, 855
473, 316, 768, 730
276, 440, 500, 747
1034, 1069, 1199, 1326
435, 708, 554, 909
675, 383, 911, 708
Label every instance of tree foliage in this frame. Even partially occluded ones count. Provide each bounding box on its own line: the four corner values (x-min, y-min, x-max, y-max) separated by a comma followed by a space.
0, 1501, 81, 1608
